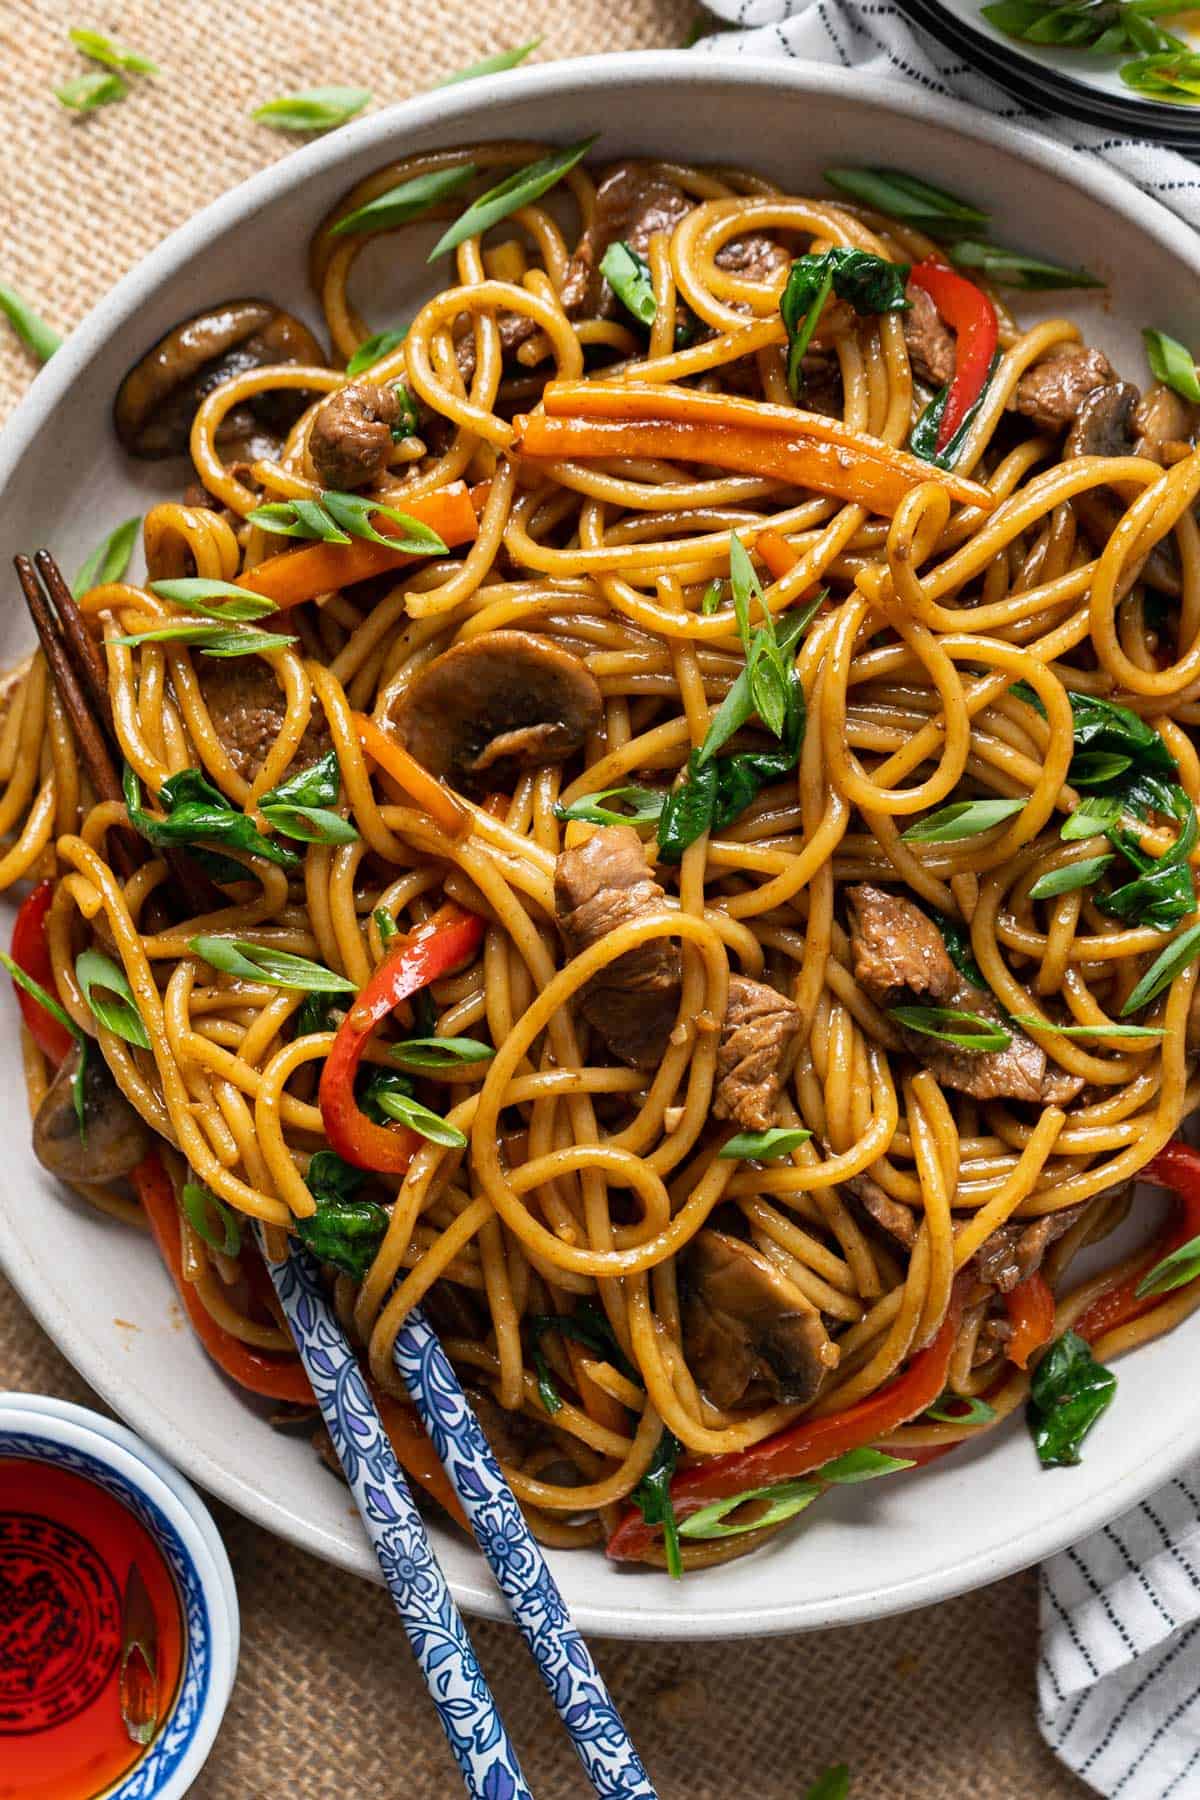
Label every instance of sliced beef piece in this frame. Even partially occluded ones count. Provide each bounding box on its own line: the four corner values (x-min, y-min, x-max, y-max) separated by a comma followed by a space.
713, 974, 801, 1133
555, 824, 682, 1069
903, 282, 956, 389
559, 162, 694, 318
846, 884, 959, 1008
844, 1170, 918, 1249
974, 1202, 1091, 1294
1064, 382, 1181, 595
198, 655, 331, 781
846, 884, 1084, 1107
308, 379, 400, 489
683, 1229, 839, 1410
799, 349, 844, 419
971, 1313, 1014, 1368
453, 310, 543, 387
714, 233, 791, 284
1011, 345, 1117, 433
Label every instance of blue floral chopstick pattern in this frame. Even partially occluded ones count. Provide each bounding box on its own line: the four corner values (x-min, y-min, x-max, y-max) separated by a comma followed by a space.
256, 1231, 533, 1800
392, 1307, 659, 1799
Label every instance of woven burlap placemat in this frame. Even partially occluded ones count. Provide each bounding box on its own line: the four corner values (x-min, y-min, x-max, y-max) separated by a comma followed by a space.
0, 2, 1095, 1792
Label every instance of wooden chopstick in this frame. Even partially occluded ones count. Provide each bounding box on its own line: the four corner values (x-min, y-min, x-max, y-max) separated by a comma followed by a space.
15, 552, 125, 807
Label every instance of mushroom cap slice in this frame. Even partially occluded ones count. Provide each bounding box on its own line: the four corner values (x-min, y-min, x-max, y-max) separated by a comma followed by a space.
390, 630, 602, 796
32, 1041, 151, 1184
114, 299, 327, 458
1065, 382, 1181, 595
682, 1228, 839, 1412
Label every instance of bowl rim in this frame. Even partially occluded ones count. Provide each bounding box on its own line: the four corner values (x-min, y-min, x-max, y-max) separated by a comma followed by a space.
2, 50, 1200, 1639
0, 1393, 238, 1797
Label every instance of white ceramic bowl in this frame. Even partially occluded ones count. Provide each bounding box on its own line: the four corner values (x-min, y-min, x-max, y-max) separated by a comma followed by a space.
1, 53, 1198, 1639
0, 1393, 237, 1796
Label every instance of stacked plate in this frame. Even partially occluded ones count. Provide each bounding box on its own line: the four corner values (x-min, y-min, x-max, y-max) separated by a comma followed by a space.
899, 0, 1200, 147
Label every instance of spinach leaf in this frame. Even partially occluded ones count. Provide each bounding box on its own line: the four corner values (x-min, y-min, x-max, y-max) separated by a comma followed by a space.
780, 249, 909, 398
528, 1299, 638, 1414
1067, 693, 1174, 779
930, 910, 985, 987
1028, 1331, 1117, 1468
296, 1150, 387, 1279
259, 750, 359, 846
910, 350, 1000, 468
631, 1429, 684, 1580
657, 545, 815, 864
124, 765, 300, 871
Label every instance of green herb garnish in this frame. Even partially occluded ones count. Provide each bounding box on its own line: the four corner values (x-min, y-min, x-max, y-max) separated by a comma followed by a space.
124, 765, 300, 871
823, 167, 988, 230
1028, 855, 1116, 899
252, 87, 371, 132
901, 797, 1025, 842
889, 1005, 1011, 1052
553, 785, 667, 828
599, 241, 658, 327
345, 327, 408, 377
330, 166, 477, 237
181, 1182, 242, 1256
68, 27, 158, 72
111, 624, 297, 658
718, 1126, 812, 1161
258, 751, 358, 846
780, 248, 909, 398
75, 949, 150, 1048
56, 70, 128, 111
390, 1036, 493, 1071
1135, 1232, 1200, 1298
631, 1430, 683, 1580
1143, 327, 1200, 403
429, 137, 597, 263
73, 517, 140, 598
947, 240, 1101, 291
148, 577, 277, 620
248, 490, 448, 555
437, 38, 541, 84
189, 936, 357, 994
1121, 920, 1200, 1014
0, 285, 61, 362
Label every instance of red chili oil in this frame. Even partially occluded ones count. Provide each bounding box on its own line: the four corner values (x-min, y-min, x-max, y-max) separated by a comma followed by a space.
0, 1457, 185, 1800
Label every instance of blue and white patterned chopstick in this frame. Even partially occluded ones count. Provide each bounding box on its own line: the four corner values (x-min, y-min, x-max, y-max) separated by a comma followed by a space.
256, 1230, 533, 1800
392, 1308, 659, 1799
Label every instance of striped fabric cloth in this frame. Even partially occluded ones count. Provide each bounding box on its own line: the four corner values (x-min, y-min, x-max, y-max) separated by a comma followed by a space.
694, 6, 1200, 1790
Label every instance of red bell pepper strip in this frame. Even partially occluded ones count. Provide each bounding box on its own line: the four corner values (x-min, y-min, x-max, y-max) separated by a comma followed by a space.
907, 261, 998, 454
1076, 1139, 1200, 1344
1003, 1271, 1056, 1370
318, 903, 485, 1174
134, 1152, 314, 1404
606, 1281, 966, 1565
10, 881, 74, 1064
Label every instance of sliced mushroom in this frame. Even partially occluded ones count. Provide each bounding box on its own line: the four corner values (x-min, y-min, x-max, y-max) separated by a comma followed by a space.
1065, 383, 1180, 594
32, 1041, 150, 1183
114, 299, 327, 459
308, 379, 401, 490
390, 631, 603, 796
1134, 382, 1199, 462
682, 1229, 839, 1411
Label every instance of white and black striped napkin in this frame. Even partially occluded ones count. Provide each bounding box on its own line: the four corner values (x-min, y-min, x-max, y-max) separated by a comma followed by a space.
693, 6, 1200, 1789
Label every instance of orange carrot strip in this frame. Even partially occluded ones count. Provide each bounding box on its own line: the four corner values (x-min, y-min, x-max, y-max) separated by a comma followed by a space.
237, 482, 480, 609
523, 380, 992, 513
756, 528, 802, 580
354, 712, 470, 840
517, 411, 986, 518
